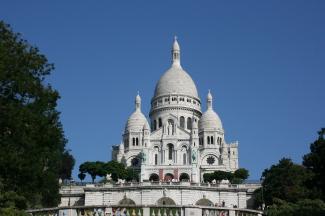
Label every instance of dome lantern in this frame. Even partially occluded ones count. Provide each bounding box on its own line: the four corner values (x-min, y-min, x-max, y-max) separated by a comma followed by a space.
207, 89, 213, 109
135, 91, 141, 111
172, 36, 181, 67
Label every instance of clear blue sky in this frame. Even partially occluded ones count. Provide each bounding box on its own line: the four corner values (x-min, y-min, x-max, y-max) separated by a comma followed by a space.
1, 1, 324, 180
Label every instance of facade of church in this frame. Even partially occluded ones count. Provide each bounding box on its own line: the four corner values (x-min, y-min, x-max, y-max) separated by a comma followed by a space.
112, 38, 238, 183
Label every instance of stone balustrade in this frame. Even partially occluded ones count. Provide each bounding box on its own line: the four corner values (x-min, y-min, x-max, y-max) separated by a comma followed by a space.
27, 205, 264, 216
60, 181, 260, 190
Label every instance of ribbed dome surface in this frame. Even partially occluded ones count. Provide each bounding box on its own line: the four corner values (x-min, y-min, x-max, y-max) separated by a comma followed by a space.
125, 110, 148, 133
199, 109, 223, 130
153, 65, 199, 99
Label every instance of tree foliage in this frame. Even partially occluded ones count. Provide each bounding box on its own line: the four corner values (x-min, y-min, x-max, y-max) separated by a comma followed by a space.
254, 128, 325, 213
261, 158, 312, 205
59, 150, 75, 181
203, 168, 249, 184
79, 160, 139, 182
0, 21, 74, 209
303, 128, 325, 200
78, 172, 86, 182
266, 199, 325, 216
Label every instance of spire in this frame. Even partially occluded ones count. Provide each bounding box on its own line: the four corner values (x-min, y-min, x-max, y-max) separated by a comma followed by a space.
135, 91, 141, 111
207, 90, 213, 109
172, 36, 181, 66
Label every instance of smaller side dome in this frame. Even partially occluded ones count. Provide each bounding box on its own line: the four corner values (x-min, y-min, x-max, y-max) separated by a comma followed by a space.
199, 91, 223, 130
125, 93, 149, 133
199, 109, 223, 130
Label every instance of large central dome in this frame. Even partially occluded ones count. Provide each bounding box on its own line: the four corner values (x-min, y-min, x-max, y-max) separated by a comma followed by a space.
154, 65, 199, 98
153, 37, 199, 100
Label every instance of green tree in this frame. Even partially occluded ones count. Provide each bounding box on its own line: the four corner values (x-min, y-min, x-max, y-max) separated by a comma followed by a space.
104, 160, 127, 181
261, 158, 312, 205
125, 168, 140, 182
78, 172, 86, 182
303, 128, 325, 200
79, 162, 97, 183
0, 21, 74, 208
79, 160, 139, 183
59, 150, 75, 180
232, 168, 249, 184
79, 161, 107, 182
266, 198, 325, 216
203, 170, 235, 182
0, 179, 28, 215
234, 168, 249, 180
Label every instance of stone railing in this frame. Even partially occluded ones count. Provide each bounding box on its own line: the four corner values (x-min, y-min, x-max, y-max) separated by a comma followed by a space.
61, 181, 260, 190
27, 205, 264, 216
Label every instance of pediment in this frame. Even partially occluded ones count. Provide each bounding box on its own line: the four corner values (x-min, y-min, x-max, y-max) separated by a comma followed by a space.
150, 126, 191, 140
176, 126, 191, 139
150, 127, 163, 139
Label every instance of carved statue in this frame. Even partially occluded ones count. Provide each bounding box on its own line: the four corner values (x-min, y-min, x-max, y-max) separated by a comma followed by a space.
106, 173, 112, 181
191, 149, 197, 162
163, 188, 167, 197
141, 150, 146, 163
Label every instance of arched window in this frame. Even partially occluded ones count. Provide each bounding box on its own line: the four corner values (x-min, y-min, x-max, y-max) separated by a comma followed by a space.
187, 117, 192, 130
183, 153, 187, 165
167, 144, 174, 160
158, 118, 162, 128
211, 136, 214, 144
180, 116, 185, 129
149, 173, 159, 182
179, 173, 190, 181
132, 138, 135, 146
131, 157, 139, 167
136, 137, 139, 146
153, 120, 157, 130
155, 154, 158, 165
207, 136, 210, 144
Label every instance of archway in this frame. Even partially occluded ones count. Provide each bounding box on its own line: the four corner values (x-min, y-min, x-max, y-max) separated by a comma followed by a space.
149, 173, 159, 182
179, 173, 190, 181
156, 197, 176, 205
195, 198, 214, 206
164, 173, 174, 181
118, 198, 136, 205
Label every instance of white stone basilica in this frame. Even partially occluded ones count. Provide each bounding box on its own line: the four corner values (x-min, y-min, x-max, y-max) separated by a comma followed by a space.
112, 38, 238, 183
57, 39, 261, 214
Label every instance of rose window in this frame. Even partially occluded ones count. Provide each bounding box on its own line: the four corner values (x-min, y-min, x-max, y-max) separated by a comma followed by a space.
207, 156, 215, 165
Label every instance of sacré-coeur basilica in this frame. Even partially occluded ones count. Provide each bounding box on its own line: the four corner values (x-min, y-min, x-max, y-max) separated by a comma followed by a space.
112, 37, 238, 183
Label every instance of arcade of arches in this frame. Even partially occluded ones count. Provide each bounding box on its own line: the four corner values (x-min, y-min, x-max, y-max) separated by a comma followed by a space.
117, 197, 220, 207
149, 173, 190, 182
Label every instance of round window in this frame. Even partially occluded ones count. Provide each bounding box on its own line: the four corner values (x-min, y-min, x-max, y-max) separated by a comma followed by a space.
207, 156, 215, 165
